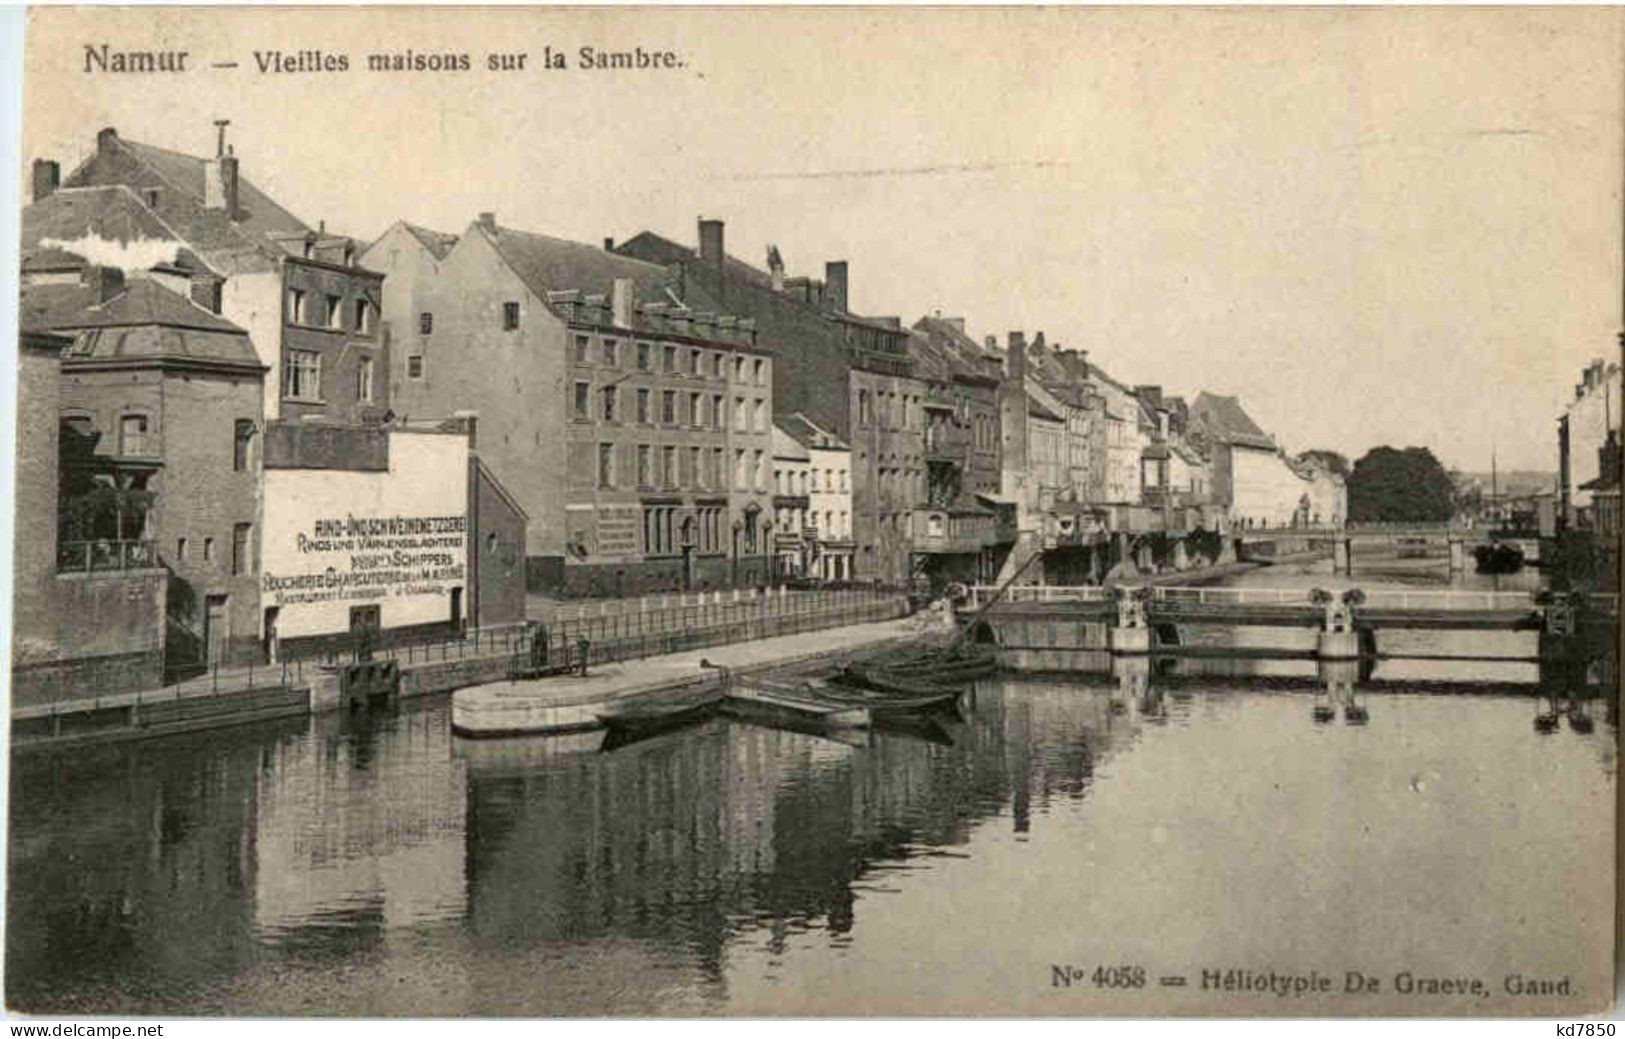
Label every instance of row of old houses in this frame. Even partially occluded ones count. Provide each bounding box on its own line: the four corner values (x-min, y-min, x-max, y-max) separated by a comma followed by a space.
13, 123, 1345, 703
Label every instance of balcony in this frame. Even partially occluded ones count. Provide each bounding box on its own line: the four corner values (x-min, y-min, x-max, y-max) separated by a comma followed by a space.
912, 508, 999, 555
56, 539, 160, 573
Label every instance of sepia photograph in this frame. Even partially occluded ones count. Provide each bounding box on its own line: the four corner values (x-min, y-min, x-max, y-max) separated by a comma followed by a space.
4, 4, 1621, 1019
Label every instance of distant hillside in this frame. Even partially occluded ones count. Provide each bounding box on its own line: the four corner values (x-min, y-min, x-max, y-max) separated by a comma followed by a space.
1458, 470, 1557, 496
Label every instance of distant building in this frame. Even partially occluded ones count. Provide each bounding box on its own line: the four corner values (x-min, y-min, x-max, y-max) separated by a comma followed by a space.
1190, 392, 1310, 530
1563, 358, 1622, 530
365, 215, 773, 596
616, 220, 923, 583
771, 425, 812, 578
778, 413, 855, 582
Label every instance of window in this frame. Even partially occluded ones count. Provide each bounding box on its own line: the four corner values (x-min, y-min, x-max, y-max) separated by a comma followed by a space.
354, 299, 372, 334
143, 188, 159, 208
661, 390, 676, 424
419, 312, 433, 335
574, 335, 589, 364
687, 349, 700, 375
734, 449, 747, 489
232, 522, 252, 576
754, 450, 767, 491
637, 444, 653, 488
636, 388, 651, 424
233, 419, 254, 471
754, 398, 766, 432
603, 339, 618, 367
734, 396, 747, 432
662, 446, 677, 488
712, 448, 725, 490
597, 443, 615, 488
754, 358, 765, 386
203, 537, 215, 563
662, 345, 677, 373
357, 357, 375, 403
573, 381, 590, 421
302, 240, 314, 259
602, 385, 618, 422
689, 392, 702, 428
176, 537, 187, 562
637, 342, 652, 371
283, 350, 322, 401
408, 354, 425, 380
287, 288, 306, 325
325, 294, 344, 331
712, 395, 724, 431
503, 302, 521, 330
858, 389, 871, 425
688, 447, 701, 488
775, 469, 784, 493
712, 352, 723, 377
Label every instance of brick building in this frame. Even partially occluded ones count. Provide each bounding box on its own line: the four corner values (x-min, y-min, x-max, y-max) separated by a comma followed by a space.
616, 221, 926, 583
22, 269, 266, 677
49, 125, 387, 425
364, 216, 774, 597
771, 425, 812, 578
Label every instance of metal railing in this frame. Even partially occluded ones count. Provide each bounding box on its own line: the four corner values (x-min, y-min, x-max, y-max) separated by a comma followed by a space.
55, 539, 159, 573
965, 584, 1583, 613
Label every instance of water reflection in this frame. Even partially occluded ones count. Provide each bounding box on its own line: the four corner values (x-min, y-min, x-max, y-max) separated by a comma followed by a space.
7, 657, 1615, 1015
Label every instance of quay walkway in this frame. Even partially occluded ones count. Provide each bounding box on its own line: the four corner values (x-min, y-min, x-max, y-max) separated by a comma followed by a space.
450, 610, 950, 737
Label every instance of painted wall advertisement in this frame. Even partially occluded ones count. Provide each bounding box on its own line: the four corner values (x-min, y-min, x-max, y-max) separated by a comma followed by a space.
261, 432, 469, 637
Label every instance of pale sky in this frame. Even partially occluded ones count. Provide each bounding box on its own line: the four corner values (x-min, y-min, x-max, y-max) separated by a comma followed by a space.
22, 6, 1624, 471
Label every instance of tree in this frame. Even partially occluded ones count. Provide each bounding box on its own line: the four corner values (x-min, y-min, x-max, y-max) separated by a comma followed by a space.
1297, 449, 1350, 477
1346, 446, 1457, 523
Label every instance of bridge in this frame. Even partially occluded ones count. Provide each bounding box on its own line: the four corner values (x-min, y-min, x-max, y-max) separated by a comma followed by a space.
1224, 522, 1542, 573
958, 584, 1617, 670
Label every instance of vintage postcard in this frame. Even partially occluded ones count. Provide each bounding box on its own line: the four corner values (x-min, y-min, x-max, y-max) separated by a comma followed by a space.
6, 4, 1620, 1018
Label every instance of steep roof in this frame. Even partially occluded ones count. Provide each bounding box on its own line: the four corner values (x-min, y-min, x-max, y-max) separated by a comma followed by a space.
617, 230, 778, 291
777, 411, 849, 452
1191, 392, 1275, 450
118, 136, 311, 243
771, 424, 810, 462
22, 276, 263, 370
479, 221, 700, 308
403, 222, 459, 261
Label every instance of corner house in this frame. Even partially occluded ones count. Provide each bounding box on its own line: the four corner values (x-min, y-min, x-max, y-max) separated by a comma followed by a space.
260, 418, 526, 659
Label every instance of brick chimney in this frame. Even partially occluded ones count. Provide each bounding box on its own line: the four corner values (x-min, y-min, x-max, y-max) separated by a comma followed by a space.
610, 277, 635, 328
1008, 332, 1027, 378
83, 264, 126, 303
984, 335, 997, 352
478, 212, 496, 231
767, 244, 784, 292
824, 261, 848, 313
203, 121, 239, 218
31, 159, 59, 203
603, 237, 615, 251
96, 127, 119, 155
698, 218, 724, 265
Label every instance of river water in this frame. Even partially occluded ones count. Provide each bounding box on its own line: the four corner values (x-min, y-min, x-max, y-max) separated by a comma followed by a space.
6, 558, 1615, 1015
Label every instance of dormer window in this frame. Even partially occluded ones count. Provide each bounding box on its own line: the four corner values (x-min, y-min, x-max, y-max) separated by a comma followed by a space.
302, 239, 314, 259
142, 188, 159, 208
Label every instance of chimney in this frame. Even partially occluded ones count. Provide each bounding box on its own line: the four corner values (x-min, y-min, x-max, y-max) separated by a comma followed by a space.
1007, 332, 1027, 379
610, 277, 635, 328
698, 218, 724, 265
31, 159, 59, 203
478, 211, 496, 231
824, 260, 848, 313
96, 127, 119, 155
220, 146, 239, 219
984, 335, 997, 352
83, 264, 126, 303
767, 245, 784, 292
1032, 331, 1046, 352
603, 236, 615, 251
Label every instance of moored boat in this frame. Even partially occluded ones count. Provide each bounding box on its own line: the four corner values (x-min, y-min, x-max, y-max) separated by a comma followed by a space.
596, 691, 725, 740
1473, 541, 1525, 574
